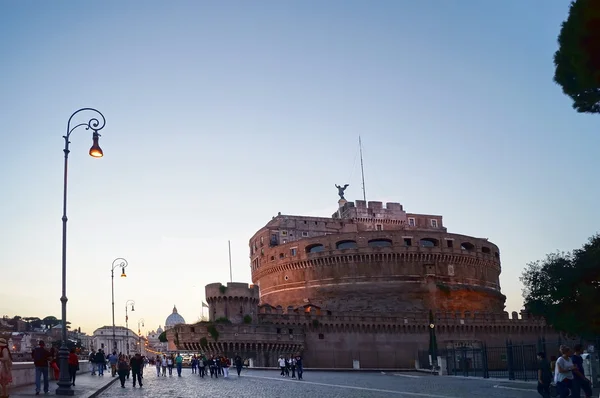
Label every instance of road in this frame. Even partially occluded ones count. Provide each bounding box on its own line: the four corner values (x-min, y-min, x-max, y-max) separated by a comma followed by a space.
99, 368, 541, 397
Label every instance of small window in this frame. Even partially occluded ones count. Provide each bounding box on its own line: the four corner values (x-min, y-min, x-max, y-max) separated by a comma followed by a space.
336, 240, 358, 250
190, 327, 195, 333
279, 253, 285, 259
404, 238, 412, 246
306, 244, 325, 253
260, 249, 264, 255
270, 256, 275, 261
276, 328, 281, 334
260, 236, 264, 244
290, 248, 297, 256
420, 238, 438, 247
482, 247, 491, 254
431, 219, 438, 228
318, 333, 324, 340
284, 275, 289, 281
461, 242, 475, 251
281, 231, 287, 236
446, 240, 453, 248
376, 224, 383, 231
302, 231, 309, 237
288, 329, 293, 335
368, 239, 392, 248
408, 218, 415, 227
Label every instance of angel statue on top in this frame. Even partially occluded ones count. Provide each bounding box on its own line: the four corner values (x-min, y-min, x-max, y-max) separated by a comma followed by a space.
335, 184, 349, 200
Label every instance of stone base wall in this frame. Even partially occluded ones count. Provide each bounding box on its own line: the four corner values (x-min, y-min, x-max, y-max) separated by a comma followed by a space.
9, 361, 91, 388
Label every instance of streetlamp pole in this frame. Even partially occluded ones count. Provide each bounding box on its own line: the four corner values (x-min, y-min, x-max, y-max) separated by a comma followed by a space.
111, 258, 128, 353
57, 108, 105, 396
125, 300, 135, 355
428, 310, 438, 370
138, 318, 145, 355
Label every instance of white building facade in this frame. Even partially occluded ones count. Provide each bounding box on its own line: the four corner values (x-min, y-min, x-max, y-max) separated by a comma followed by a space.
92, 326, 145, 356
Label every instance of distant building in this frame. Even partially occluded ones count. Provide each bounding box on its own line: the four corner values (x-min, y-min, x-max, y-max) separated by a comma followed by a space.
164, 306, 185, 331
92, 326, 140, 355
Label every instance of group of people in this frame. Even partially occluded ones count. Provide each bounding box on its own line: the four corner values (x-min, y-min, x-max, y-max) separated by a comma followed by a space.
537, 344, 593, 398
150, 353, 244, 378
88, 349, 148, 388
278, 354, 304, 380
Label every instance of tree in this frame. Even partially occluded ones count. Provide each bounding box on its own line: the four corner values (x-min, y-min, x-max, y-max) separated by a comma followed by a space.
158, 331, 167, 343
520, 234, 600, 338
553, 0, 600, 114
43, 316, 60, 329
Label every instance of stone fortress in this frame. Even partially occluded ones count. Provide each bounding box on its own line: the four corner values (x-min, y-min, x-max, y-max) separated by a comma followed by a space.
167, 197, 555, 368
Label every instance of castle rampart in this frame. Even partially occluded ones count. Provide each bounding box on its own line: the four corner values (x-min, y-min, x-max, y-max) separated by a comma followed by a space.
205, 282, 259, 324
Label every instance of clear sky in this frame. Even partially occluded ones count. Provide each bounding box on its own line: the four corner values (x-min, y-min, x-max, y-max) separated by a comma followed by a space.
1, 1, 597, 335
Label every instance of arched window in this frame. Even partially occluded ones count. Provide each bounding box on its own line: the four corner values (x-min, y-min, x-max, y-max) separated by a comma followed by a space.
461, 242, 475, 251
481, 247, 491, 254
494, 251, 500, 259
420, 238, 438, 248
306, 244, 324, 253
368, 239, 392, 248
336, 240, 358, 250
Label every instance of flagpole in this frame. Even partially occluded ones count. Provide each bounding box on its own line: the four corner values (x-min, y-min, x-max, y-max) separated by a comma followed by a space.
228, 240, 233, 283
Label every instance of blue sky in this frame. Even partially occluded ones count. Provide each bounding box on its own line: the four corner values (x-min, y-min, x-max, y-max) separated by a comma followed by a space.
1, 1, 596, 335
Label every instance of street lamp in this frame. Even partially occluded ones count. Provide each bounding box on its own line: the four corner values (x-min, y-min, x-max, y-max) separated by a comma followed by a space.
57, 108, 105, 396
138, 318, 145, 354
111, 258, 128, 353
125, 300, 135, 355
428, 310, 438, 369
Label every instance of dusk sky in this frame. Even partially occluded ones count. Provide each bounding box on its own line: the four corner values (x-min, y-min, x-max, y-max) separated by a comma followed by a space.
1, 1, 597, 335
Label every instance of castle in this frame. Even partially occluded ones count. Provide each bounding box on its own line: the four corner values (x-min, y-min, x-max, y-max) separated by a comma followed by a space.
167, 199, 554, 368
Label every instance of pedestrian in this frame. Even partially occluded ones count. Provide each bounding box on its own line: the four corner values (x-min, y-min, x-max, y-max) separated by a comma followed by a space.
295, 353, 303, 380
68, 348, 79, 386
290, 355, 297, 379
161, 355, 167, 377
536, 352, 552, 398
117, 355, 130, 388
167, 355, 174, 376
130, 353, 143, 387
571, 344, 592, 398
108, 351, 118, 377
88, 350, 96, 375
554, 345, 574, 398
234, 354, 243, 376
49, 347, 60, 380
175, 353, 183, 377
278, 356, 286, 376
155, 355, 161, 377
32, 340, 51, 395
94, 349, 105, 376
0, 338, 13, 398
221, 355, 230, 378
198, 355, 206, 378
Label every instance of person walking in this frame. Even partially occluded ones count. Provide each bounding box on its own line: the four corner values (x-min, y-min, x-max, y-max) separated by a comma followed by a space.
67, 348, 79, 386
32, 341, 51, 395
94, 349, 106, 376
0, 338, 13, 398
175, 353, 183, 377
221, 355, 230, 378
555, 345, 575, 398
537, 352, 552, 398
278, 356, 286, 377
88, 350, 96, 375
234, 354, 243, 376
117, 355, 130, 388
108, 352, 118, 377
198, 355, 206, 378
571, 344, 592, 398
155, 355, 161, 377
290, 355, 297, 379
295, 353, 303, 380
130, 354, 143, 387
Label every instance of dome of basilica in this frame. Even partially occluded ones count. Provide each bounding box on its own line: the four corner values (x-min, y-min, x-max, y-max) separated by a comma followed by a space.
165, 305, 186, 329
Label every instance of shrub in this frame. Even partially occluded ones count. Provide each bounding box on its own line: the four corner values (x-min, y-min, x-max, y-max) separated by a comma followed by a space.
219, 285, 227, 294
199, 337, 208, 348
215, 317, 231, 324
312, 319, 320, 328
207, 325, 219, 341
243, 315, 252, 324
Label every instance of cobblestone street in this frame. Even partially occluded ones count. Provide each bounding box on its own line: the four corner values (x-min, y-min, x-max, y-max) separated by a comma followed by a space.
99, 368, 542, 398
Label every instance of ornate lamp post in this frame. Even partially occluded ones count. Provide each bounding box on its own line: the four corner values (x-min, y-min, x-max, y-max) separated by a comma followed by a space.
138, 318, 145, 354
111, 258, 128, 353
125, 300, 135, 355
57, 108, 105, 396
428, 310, 438, 369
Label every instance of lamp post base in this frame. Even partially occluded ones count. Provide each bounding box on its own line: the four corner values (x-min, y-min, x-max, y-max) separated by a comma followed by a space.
55, 344, 74, 396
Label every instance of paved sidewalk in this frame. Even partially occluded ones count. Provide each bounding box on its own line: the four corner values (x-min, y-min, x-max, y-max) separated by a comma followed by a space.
9, 374, 118, 397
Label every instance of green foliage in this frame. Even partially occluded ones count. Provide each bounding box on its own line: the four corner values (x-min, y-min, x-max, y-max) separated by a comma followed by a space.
158, 331, 167, 343
436, 283, 451, 294
199, 337, 208, 348
520, 234, 600, 338
43, 316, 60, 329
312, 319, 320, 328
219, 285, 227, 294
215, 317, 231, 324
554, 0, 600, 114
207, 325, 219, 341
243, 315, 252, 324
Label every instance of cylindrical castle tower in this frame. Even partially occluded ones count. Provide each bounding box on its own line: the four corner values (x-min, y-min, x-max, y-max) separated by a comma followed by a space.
205, 282, 260, 324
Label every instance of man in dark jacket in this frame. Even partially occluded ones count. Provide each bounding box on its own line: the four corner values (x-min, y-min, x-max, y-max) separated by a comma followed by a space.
32, 341, 51, 395
130, 353, 143, 387
94, 350, 106, 376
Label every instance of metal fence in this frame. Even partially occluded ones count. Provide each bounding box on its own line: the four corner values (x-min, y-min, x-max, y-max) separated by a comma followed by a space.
419, 337, 588, 381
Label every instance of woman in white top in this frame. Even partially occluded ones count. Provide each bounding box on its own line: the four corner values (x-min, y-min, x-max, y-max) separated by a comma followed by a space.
554, 345, 574, 398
